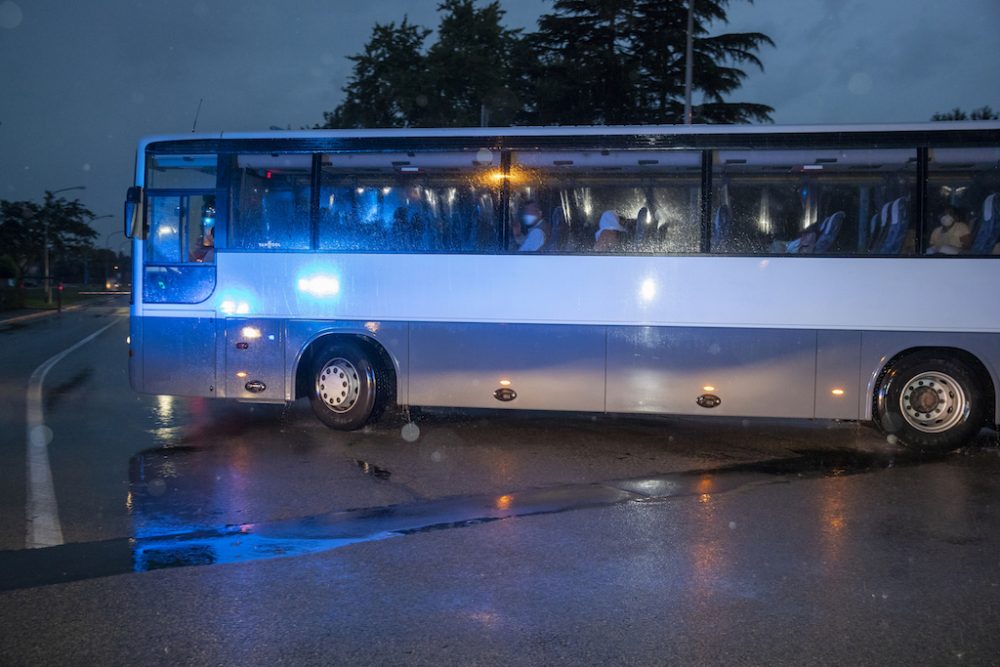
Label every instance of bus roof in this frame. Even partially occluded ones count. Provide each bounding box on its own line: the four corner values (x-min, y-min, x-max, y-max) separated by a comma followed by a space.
138, 120, 1000, 150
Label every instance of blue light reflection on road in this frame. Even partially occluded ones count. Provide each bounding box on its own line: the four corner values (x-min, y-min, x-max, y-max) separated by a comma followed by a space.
132, 525, 399, 572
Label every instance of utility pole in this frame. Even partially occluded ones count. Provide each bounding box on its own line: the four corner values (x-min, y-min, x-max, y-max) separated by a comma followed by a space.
683, 0, 695, 125
42, 212, 49, 304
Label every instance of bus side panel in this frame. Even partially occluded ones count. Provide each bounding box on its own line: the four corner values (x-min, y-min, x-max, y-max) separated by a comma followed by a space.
815, 330, 862, 420
140, 314, 217, 397
408, 322, 605, 411
859, 331, 1000, 422
606, 326, 816, 418
224, 318, 285, 402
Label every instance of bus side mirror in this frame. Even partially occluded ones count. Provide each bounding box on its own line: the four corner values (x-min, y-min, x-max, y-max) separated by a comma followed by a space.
124, 186, 143, 239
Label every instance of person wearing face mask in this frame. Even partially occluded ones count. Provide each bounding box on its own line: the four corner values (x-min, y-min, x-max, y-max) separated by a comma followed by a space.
511, 199, 549, 252
927, 206, 972, 255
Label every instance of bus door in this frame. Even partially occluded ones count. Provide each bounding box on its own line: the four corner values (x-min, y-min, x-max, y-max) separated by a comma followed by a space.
135, 152, 224, 397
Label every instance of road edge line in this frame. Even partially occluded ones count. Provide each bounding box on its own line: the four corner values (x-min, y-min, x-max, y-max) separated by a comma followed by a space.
25, 318, 120, 549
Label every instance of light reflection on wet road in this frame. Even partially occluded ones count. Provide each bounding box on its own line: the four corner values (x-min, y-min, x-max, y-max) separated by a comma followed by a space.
0, 447, 906, 591
1, 300, 999, 665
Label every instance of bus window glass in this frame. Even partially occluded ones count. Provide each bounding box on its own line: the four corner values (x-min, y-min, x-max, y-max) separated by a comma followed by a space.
318, 150, 502, 253
230, 154, 312, 250
145, 194, 217, 264
712, 148, 917, 255
146, 154, 217, 189
927, 147, 1000, 255
509, 150, 702, 253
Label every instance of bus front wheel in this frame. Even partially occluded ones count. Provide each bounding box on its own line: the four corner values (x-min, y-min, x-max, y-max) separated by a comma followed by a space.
309, 340, 380, 430
874, 352, 986, 453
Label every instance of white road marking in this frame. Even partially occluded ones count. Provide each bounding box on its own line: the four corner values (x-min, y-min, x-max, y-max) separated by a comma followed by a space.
25, 318, 120, 549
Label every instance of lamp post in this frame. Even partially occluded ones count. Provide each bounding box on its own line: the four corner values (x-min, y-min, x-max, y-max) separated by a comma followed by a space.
43, 186, 86, 304
101, 227, 126, 289
76, 215, 114, 286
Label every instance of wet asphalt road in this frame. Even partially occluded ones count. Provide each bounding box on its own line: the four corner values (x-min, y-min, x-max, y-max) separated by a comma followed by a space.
1, 298, 999, 665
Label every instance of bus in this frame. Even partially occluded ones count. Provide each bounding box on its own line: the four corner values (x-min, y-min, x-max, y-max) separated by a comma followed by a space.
125, 122, 1000, 452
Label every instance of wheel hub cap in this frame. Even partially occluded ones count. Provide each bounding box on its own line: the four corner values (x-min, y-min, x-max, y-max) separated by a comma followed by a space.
318, 358, 361, 413
899, 371, 966, 433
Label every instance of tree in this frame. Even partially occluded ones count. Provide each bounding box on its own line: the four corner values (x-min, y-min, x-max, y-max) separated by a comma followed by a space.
320, 18, 431, 128
318, 0, 774, 128
931, 106, 999, 121
528, 0, 773, 125
423, 1, 525, 127
321, 2, 528, 129
528, 0, 640, 125
0, 192, 98, 283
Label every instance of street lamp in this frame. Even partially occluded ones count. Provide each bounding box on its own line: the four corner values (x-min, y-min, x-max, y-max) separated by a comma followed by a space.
43, 186, 86, 304
50, 185, 86, 196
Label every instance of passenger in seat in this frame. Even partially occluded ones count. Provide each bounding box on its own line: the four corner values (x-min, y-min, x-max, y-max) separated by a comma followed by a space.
594, 211, 625, 252
794, 221, 820, 253
512, 200, 549, 252
927, 206, 971, 254
191, 197, 216, 262
393, 185, 430, 250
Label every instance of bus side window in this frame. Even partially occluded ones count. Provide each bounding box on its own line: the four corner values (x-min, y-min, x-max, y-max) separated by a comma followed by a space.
927, 147, 1000, 255
146, 196, 183, 263
145, 194, 217, 264
230, 154, 312, 251
509, 150, 702, 254
713, 148, 917, 255
317, 151, 502, 254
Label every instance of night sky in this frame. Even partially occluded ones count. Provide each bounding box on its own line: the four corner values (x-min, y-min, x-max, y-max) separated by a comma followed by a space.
1, 0, 998, 244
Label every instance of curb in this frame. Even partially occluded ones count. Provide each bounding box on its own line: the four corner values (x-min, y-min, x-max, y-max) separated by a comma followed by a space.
0, 303, 89, 327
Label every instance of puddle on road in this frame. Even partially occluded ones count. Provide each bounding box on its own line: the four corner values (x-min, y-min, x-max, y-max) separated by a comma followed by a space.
0, 448, 935, 592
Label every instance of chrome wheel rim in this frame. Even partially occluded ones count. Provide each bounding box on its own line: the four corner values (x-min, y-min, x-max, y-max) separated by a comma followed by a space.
899, 371, 966, 433
317, 358, 361, 413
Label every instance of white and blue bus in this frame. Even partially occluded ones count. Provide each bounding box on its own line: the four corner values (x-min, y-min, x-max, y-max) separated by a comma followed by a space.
125, 122, 1000, 452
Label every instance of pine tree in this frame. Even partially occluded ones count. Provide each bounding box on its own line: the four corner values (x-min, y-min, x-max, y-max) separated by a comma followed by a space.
423, 1, 525, 127
320, 18, 431, 128
529, 0, 773, 124
318, 0, 774, 128
531, 0, 640, 125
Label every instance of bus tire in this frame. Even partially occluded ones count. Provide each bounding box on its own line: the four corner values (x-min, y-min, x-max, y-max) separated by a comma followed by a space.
874, 352, 986, 453
309, 340, 380, 431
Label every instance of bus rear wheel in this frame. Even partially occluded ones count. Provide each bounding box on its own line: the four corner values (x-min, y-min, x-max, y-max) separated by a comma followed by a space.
874, 352, 986, 453
310, 340, 380, 431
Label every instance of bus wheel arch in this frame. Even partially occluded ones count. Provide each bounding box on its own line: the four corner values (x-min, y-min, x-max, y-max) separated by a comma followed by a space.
872, 346, 995, 452
296, 333, 397, 430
